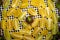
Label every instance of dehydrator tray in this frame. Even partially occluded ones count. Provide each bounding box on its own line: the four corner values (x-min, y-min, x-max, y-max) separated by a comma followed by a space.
0, 0, 60, 40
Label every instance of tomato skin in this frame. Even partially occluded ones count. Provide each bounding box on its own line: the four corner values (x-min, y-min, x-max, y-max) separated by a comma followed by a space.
26, 16, 33, 24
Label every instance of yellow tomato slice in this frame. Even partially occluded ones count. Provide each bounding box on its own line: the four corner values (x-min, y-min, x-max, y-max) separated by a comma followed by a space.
28, 8, 37, 16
